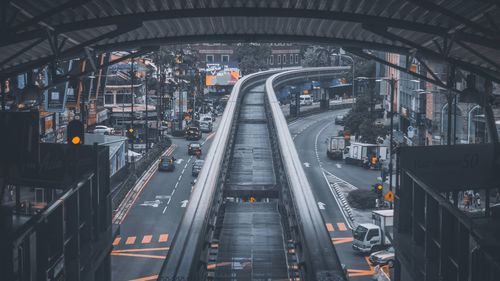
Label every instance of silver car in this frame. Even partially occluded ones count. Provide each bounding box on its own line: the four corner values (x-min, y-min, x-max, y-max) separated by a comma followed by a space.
369, 246, 395, 267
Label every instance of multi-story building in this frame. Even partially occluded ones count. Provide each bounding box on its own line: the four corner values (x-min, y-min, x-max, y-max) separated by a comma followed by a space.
266, 43, 302, 68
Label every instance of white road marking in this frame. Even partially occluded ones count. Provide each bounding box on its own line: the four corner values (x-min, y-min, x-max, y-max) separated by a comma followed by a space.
180, 200, 189, 208
303, 162, 311, 168
314, 121, 354, 229
140, 200, 162, 208
178, 175, 182, 181
317, 201, 326, 210
175, 158, 184, 164
336, 163, 342, 169
162, 206, 168, 213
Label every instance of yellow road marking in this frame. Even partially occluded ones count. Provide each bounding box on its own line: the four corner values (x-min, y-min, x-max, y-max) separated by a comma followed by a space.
112, 247, 169, 253
125, 236, 136, 245
331, 237, 354, 245
159, 234, 169, 242
113, 237, 121, 246
326, 223, 334, 232
141, 235, 152, 244
129, 275, 159, 281
111, 252, 165, 259
337, 222, 347, 231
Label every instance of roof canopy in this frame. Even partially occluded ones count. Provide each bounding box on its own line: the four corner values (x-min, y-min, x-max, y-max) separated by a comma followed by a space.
1, 0, 500, 83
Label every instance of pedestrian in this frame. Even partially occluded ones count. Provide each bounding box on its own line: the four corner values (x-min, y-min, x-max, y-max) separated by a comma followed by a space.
475, 193, 481, 207
463, 193, 470, 209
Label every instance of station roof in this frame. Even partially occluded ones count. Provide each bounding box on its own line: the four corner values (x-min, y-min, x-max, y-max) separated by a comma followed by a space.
1, 0, 500, 82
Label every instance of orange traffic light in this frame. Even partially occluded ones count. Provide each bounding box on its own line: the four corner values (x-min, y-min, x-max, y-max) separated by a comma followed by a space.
67, 120, 84, 145
71, 136, 81, 145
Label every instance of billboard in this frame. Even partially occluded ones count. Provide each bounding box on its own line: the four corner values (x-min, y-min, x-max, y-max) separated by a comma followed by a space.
205, 65, 240, 86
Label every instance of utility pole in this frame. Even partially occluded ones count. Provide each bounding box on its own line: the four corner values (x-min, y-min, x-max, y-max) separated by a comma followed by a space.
130, 57, 135, 149
145, 72, 149, 152
388, 77, 396, 209
1, 80, 6, 110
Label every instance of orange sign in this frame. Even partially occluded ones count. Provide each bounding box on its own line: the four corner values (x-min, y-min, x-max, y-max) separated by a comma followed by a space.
385, 191, 395, 202
249, 197, 256, 203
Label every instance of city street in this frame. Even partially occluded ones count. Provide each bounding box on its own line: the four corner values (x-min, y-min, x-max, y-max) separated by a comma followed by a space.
111, 124, 218, 281
290, 110, 380, 280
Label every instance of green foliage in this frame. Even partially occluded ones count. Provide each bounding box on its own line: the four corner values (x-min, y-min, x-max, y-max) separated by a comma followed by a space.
234, 43, 272, 75
344, 94, 387, 143
302, 46, 337, 67
347, 189, 377, 209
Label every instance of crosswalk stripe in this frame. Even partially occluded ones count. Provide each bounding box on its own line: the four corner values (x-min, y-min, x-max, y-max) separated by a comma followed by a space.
337, 223, 347, 231
326, 223, 334, 232
142, 235, 152, 244
126, 236, 136, 245
113, 237, 121, 246
159, 234, 169, 242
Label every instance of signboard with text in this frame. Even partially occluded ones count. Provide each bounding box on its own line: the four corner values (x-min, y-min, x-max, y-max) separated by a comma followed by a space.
400, 144, 500, 191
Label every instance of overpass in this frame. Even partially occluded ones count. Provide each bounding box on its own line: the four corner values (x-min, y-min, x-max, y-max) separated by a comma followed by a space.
160, 67, 349, 280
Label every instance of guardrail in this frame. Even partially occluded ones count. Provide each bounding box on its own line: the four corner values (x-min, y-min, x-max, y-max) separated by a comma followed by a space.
266, 67, 348, 281
159, 67, 348, 280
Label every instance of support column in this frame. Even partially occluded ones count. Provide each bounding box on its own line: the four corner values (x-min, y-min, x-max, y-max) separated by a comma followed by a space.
1, 79, 6, 111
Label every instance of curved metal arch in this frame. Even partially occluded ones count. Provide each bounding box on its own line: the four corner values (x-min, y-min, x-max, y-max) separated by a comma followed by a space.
4, 7, 493, 48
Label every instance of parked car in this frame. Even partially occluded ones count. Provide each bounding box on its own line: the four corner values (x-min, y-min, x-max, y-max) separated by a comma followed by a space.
188, 143, 202, 155
369, 247, 395, 267
158, 156, 175, 172
185, 126, 202, 140
93, 125, 114, 135
192, 159, 205, 177
335, 115, 345, 125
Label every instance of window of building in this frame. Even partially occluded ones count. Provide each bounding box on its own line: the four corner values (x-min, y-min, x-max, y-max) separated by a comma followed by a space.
277, 55, 281, 64
295, 54, 299, 64
104, 94, 114, 105
283, 54, 287, 65
206, 55, 214, 63
270, 55, 274, 65
290, 54, 294, 64
221, 55, 229, 63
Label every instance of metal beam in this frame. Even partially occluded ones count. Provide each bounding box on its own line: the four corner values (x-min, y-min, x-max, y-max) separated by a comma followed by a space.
406, 0, 498, 38
10, 0, 91, 32
0, 8, 465, 46
362, 24, 500, 83
0, 38, 45, 66
0, 23, 142, 79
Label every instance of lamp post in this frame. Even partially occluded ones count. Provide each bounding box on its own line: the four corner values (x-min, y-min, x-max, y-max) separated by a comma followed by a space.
130, 58, 135, 149
145, 72, 149, 152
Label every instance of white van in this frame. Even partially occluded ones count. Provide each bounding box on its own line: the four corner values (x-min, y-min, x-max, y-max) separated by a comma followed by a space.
299, 95, 313, 106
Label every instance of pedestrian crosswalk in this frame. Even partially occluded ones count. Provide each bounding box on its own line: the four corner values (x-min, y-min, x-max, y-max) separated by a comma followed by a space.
113, 234, 169, 246
325, 222, 348, 232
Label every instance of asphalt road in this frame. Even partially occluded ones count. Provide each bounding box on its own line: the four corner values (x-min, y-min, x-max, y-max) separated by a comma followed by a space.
111, 126, 217, 281
290, 110, 380, 280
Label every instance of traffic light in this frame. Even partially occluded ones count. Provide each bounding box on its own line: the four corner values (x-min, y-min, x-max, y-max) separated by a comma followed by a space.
370, 155, 378, 167
373, 183, 384, 197
126, 126, 135, 141
67, 120, 84, 145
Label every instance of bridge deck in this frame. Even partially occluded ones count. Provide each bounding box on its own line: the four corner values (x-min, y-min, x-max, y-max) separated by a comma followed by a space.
214, 202, 289, 280
227, 86, 276, 189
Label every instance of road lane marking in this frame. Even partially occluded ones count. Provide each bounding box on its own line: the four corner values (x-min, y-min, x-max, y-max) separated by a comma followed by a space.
331, 237, 354, 245
110, 252, 165, 259
162, 206, 168, 214
159, 234, 169, 242
346, 257, 375, 277
129, 275, 159, 281
178, 175, 182, 181
314, 121, 353, 229
113, 237, 121, 246
141, 235, 152, 244
337, 222, 347, 231
326, 223, 334, 232
336, 163, 342, 169
125, 236, 136, 245
112, 247, 170, 253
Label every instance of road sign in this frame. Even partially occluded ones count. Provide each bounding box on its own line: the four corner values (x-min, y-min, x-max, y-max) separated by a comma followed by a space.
249, 197, 256, 203
384, 191, 395, 202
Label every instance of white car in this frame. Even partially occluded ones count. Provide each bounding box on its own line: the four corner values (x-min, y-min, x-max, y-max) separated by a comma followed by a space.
369, 247, 395, 267
93, 125, 114, 135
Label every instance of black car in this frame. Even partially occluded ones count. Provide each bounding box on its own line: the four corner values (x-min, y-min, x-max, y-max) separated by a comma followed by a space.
335, 115, 345, 125
188, 143, 202, 155
185, 126, 202, 140
158, 156, 175, 172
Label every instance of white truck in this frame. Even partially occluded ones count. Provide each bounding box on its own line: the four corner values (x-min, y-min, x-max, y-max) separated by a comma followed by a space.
344, 142, 388, 168
352, 209, 394, 253
326, 136, 345, 160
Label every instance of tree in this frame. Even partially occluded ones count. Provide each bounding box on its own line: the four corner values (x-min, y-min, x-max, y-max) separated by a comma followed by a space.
234, 43, 271, 75
302, 46, 338, 67
344, 93, 386, 143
